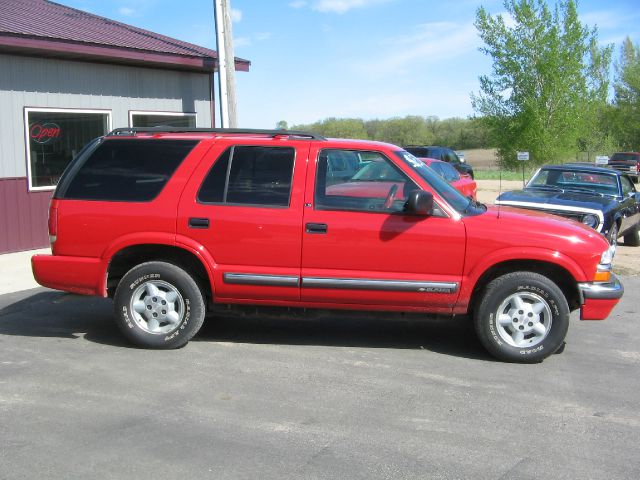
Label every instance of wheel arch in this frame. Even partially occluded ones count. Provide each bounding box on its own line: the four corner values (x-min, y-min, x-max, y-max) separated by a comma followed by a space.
106, 244, 214, 302
468, 260, 581, 317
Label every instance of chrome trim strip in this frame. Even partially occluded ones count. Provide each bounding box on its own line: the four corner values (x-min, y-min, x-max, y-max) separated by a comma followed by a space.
224, 273, 300, 287
494, 200, 604, 232
578, 274, 624, 301
302, 277, 458, 293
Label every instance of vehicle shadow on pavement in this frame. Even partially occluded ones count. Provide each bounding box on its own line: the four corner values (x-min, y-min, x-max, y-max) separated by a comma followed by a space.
197, 311, 492, 361
0, 290, 128, 347
0, 289, 493, 361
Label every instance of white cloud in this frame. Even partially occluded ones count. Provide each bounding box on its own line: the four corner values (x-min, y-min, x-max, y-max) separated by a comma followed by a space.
289, 0, 307, 8
357, 21, 480, 75
313, 0, 392, 14
234, 37, 252, 48
255, 32, 272, 41
230, 8, 242, 22
118, 6, 136, 16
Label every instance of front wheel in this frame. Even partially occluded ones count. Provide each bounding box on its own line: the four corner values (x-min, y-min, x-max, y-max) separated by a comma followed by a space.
474, 272, 569, 363
114, 261, 206, 349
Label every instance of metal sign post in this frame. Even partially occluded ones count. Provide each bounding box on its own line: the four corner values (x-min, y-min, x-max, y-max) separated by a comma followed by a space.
517, 151, 530, 187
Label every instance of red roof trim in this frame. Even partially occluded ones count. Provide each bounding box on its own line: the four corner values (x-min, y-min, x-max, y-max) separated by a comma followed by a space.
0, 34, 250, 72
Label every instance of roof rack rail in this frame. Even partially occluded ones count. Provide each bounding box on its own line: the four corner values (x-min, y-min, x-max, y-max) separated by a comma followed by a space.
107, 127, 326, 141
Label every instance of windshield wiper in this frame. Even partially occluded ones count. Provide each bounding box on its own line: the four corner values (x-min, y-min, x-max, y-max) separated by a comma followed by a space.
525, 185, 564, 192
562, 187, 605, 197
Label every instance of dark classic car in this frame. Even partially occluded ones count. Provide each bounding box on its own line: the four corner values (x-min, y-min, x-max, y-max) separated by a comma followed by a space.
496, 164, 640, 246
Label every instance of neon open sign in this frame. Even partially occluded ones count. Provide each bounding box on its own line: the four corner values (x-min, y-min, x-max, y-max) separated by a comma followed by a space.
30, 122, 61, 144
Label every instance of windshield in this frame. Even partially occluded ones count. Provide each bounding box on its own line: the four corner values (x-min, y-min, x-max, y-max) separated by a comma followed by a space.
394, 150, 482, 215
527, 168, 619, 196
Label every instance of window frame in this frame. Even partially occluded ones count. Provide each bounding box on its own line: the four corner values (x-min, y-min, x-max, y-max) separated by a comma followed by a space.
24, 107, 112, 192
314, 148, 421, 215
129, 110, 197, 128
197, 145, 297, 208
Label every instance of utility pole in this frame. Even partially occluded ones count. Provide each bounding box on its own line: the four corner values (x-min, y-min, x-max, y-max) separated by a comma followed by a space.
213, 0, 237, 127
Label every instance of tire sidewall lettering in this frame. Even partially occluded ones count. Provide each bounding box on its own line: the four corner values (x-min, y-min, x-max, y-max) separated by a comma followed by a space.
129, 273, 161, 291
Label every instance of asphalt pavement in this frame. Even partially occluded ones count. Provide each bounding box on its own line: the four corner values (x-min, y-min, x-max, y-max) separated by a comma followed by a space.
1, 278, 639, 479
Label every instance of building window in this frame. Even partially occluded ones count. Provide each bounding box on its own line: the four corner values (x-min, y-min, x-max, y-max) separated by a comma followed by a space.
25, 108, 111, 191
129, 111, 197, 128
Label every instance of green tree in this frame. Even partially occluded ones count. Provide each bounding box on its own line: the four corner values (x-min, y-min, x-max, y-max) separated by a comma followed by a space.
275, 120, 289, 130
472, 0, 612, 168
611, 38, 640, 149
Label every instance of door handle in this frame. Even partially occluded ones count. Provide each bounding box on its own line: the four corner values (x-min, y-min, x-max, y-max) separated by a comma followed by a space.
306, 223, 328, 234
189, 217, 210, 229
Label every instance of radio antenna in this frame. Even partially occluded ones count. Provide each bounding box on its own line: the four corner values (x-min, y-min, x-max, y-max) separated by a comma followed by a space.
498, 167, 502, 219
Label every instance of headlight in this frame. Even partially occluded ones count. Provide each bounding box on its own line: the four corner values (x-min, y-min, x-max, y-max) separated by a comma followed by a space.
594, 246, 616, 282
581, 214, 598, 228
600, 245, 615, 266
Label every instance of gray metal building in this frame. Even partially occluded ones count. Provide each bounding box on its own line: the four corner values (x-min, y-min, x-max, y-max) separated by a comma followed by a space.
0, 0, 249, 253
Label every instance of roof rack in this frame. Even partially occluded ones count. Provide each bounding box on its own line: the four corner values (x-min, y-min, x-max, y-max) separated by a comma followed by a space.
107, 127, 326, 141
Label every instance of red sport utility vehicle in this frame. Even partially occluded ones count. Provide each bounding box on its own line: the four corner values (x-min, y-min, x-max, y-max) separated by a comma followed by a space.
32, 128, 623, 362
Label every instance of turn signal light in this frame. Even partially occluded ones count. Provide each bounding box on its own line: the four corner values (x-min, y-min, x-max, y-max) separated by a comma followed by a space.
594, 270, 611, 282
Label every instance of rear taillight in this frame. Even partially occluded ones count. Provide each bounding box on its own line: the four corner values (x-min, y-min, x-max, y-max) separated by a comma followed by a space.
48, 204, 58, 244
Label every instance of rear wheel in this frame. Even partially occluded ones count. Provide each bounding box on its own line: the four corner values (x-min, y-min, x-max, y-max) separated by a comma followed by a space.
114, 261, 206, 349
474, 272, 569, 363
623, 224, 640, 247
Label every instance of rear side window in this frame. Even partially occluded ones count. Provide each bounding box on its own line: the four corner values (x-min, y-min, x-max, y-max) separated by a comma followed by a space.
198, 146, 295, 207
60, 139, 197, 201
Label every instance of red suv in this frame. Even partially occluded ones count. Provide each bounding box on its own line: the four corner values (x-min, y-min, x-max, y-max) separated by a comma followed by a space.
32, 128, 623, 362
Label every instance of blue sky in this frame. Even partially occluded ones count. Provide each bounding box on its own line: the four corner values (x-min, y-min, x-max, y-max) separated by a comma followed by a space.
64, 0, 640, 128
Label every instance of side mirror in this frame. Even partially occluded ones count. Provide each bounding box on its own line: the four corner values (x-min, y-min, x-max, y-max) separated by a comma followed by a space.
405, 190, 433, 216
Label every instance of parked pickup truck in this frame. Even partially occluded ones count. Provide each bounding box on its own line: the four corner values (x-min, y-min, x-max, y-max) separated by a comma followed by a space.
32, 128, 623, 362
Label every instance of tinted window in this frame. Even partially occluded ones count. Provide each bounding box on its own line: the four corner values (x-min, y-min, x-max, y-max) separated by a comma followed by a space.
621, 176, 635, 196
611, 153, 639, 162
433, 162, 460, 182
198, 146, 295, 207
315, 149, 418, 213
61, 139, 197, 201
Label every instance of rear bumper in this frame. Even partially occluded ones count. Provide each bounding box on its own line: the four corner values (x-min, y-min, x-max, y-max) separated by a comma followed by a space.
578, 274, 624, 320
31, 254, 105, 296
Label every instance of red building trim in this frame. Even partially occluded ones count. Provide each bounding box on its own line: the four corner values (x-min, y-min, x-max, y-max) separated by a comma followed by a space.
0, 177, 51, 254
0, 35, 250, 73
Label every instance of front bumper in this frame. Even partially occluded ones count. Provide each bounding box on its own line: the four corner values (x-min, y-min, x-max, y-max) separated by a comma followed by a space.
578, 273, 624, 320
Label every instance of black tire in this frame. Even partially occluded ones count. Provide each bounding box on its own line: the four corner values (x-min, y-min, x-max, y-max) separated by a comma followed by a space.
623, 225, 640, 247
474, 272, 569, 363
114, 261, 206, 349
607, 222, 619, 247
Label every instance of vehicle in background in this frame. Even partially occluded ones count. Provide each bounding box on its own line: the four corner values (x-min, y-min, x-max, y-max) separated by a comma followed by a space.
496, 163, 640, 246
456, 151, 466, 163
608, 152, 640, 183
420, 157, 477, 200
404, 145, 474, 179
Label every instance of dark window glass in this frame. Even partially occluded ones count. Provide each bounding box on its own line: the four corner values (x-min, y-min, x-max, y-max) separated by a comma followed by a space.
131, 113, 196, 128
62, 139, 197, 201
315, 149, 418, 213
198, 146, 295, 207
197, 149, 230, 203
27, 110, 110, 189
621, 176, 635, 196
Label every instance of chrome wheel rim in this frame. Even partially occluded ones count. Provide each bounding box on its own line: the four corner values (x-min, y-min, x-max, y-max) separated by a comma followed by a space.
609, 224, 618, 247
130, 280, 185, 335
495, 292, 552, 348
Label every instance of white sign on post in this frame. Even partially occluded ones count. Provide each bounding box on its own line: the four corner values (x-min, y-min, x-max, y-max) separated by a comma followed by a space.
595, 156, 609, 165
517, 151, 530, 161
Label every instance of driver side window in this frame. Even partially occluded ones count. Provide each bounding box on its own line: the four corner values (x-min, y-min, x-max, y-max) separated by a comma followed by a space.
315, 149, 418, 213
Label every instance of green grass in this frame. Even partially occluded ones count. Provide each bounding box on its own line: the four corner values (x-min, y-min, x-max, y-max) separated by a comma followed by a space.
474, 168, 536, 181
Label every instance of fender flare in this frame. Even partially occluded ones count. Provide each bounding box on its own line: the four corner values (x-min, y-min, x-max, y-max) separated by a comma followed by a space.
98, 233, 218, 296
